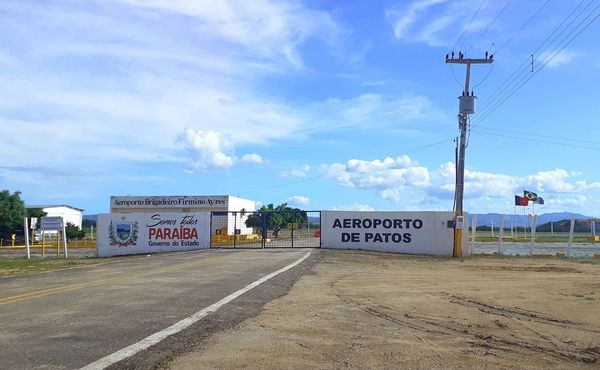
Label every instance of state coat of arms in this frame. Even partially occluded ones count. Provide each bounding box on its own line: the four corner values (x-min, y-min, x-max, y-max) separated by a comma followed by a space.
109, 218, 139, 247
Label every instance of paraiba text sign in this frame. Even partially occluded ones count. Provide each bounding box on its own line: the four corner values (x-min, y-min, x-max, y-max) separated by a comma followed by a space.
110, 196, 228, 210
97, 212, 210, 257
321, 211, 462, 256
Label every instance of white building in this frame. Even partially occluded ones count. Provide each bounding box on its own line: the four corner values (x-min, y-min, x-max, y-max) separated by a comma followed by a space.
26, 205, 84, 228
109, 195, 256, 235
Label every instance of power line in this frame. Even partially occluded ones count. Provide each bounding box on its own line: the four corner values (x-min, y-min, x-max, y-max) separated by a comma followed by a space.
530, 0, 590, 57
471, 129, 600, 167
473, 2, 600, 127
466, 0, 513, 53
474, 125, 600, 146
473, 61, 494, 88
475, 4, 600, 125
449, 0, 488, 89
452, 0, 487, 50
449, 63, 464, 88
471, 129, 600, 151
495, 0, 553, 54
474, 0, 590, 120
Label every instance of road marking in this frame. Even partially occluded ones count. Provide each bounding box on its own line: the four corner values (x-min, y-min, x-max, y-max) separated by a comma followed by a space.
0, 252, 237, 306
80, 250, 312, 370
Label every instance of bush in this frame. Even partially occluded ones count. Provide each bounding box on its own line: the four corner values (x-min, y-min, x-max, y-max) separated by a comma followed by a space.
65, 222, 86, 240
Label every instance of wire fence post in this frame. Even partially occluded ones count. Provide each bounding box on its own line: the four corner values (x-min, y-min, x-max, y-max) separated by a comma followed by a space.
567, 215, 575, 258
498, 215, 504, 255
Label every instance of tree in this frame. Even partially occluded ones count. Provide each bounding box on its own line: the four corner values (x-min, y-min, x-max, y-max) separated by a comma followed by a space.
0, 190, 27, 239
65, 222, 86, 240
26, 208, 47, 229
26, 208, 47, 218
245, 203, 308, 238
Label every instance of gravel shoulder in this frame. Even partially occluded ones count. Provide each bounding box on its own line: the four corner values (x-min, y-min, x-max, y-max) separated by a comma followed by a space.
170, 250, 600, 369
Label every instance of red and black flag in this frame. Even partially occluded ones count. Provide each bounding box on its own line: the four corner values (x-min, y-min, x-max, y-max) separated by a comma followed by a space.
515, 195, 528, 206
524, 190, 538, 202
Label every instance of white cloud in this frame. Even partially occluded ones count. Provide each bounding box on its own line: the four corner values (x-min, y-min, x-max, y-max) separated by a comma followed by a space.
385, 0, 510, 47
282, 164, 311, 178
241, 153, 264, 164
0, 68, 442, 172
386, 0, 448, 41
332, 203, 375, 211
0, 1, 444, 173
322, 94, 444, 127
177, 129, 236, 170
176, 129, 266, 170
464, 167, 519, 198
286, 195, 310, 206
545, 195, 588, 207
322, 155, 599, 208
432, 164, 600, 200
386, 0, 479, 46
539, 50, 579, 69
116, 0, 344, 69
322, 155, 430, 203
0, 0, 353, 173
526, 169, 600, 193
379, 188, 403, 203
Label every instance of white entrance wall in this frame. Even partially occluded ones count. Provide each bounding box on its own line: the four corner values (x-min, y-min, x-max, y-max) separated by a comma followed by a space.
321, 211, 469, 256
97, 212, 211, 257
109, 195, 256, 236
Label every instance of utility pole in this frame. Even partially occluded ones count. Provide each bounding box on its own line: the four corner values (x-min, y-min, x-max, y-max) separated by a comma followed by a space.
445, 52, 493, 257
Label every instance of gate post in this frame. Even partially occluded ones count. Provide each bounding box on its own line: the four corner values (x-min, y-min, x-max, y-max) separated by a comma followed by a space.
209, 212, 213, 248
261, 212, 267, 249
233, 211, 237, 249
319, 211, 322, 247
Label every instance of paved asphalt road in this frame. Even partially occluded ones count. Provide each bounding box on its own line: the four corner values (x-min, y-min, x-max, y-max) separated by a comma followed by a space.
0, 249, 317, 369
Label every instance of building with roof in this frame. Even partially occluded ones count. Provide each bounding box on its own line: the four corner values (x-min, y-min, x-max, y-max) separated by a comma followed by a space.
25, 205, 84, 228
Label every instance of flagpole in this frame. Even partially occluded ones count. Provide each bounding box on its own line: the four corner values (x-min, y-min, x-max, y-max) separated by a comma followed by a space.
523, 188, 529, 239
513, 200, 517, 239
511, 216, 514, 238
524, 204, 527, 239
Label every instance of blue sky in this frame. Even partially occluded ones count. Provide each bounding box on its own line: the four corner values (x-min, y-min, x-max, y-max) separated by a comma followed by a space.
1, 0, 600, 216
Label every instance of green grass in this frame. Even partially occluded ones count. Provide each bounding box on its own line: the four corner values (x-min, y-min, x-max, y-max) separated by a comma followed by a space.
472, 231, 594, 243
0, 256, 101, 277
469, 253, 600, 264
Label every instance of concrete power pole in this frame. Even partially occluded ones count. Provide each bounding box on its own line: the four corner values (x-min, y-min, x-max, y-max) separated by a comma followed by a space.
446, 52, 493, 257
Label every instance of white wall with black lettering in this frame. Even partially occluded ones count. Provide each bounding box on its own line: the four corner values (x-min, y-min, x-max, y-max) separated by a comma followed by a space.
97, 212, 210, 257
321, 211, 467, 256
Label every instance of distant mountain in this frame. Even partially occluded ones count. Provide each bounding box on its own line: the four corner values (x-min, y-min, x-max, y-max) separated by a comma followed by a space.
536, 218, 599, 233
467, 212, 594, 227
83, 214, 98, 222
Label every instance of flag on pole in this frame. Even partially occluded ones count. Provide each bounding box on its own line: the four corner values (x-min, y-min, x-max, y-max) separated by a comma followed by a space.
524, 190, 538, 201
515, 195, 528, 206
535, 196, 544, 205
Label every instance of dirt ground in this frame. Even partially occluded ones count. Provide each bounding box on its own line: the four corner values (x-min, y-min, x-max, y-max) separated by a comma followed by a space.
169, 250, 600, 369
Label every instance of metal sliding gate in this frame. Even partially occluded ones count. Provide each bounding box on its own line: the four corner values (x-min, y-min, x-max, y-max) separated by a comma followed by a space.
210, 211, 321, 249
